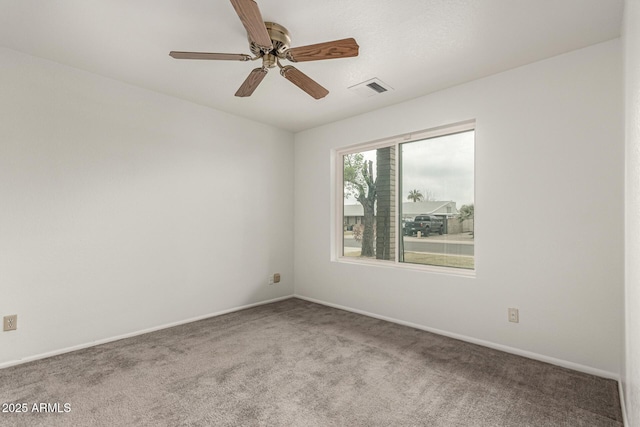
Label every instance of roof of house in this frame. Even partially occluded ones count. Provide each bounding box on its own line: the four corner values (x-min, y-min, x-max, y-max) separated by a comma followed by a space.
344, 201, 460, 217
402, 201, 459, 216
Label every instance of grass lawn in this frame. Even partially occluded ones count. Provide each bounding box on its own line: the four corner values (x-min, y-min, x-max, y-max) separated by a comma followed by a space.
344, 250, 474, 269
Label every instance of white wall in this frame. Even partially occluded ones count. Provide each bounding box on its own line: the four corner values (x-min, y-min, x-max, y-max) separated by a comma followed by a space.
624, 0, 640, 423
0, 48, 294, 366
294, 40, 623, 376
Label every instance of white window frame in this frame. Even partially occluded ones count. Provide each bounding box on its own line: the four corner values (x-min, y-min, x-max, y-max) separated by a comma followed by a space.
333, 120, 476, 277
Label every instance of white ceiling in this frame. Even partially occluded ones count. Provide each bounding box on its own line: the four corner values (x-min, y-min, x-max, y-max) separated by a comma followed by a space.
0, 0, 624, 132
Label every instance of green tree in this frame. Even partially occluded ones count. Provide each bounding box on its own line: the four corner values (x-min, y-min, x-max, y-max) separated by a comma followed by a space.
407, 189, 424, 202
344, 153, 376, 257
458, 204, 474, 222
458, 204, 474, 237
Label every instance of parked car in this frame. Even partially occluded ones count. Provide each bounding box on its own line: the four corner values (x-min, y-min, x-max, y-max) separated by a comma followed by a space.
403, 215, 444, 237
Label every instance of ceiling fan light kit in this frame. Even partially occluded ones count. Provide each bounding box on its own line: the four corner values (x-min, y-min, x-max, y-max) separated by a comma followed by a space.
170, 0, 359, 99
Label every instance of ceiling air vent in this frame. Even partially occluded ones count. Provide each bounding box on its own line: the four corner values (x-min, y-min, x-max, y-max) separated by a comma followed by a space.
348, 78, 394, 98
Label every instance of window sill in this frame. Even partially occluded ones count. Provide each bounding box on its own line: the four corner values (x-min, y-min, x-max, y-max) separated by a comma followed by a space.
334, 255, 476, 278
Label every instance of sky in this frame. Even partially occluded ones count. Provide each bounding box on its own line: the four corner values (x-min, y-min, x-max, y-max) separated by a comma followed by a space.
346, 130, 474, 209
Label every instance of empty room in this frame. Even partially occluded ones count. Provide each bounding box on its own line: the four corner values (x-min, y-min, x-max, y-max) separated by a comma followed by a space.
1, 0, 639, 425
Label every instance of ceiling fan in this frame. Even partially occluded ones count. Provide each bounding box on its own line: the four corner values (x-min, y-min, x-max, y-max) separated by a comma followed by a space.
169, 0, 359, 99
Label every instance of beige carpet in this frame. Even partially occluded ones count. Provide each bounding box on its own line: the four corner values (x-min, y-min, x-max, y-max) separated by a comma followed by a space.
0, 298, 623, 426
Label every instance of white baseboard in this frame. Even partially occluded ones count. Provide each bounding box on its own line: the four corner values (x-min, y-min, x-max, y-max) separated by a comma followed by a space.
619, 380, 629, 427
0, 295, 294, 370
294, 294, 619, 381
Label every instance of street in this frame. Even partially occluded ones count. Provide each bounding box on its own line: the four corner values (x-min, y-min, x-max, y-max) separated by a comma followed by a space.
343, 234, 474, 256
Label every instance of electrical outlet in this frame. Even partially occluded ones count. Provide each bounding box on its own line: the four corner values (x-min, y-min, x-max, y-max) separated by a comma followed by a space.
273, 273, 280, 283
267, 275, 274, 285
3, 315, 17, 331
508, 308, 519, 323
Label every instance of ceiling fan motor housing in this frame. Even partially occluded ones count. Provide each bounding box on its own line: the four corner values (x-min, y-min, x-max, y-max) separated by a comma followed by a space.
249, 22, 291, 61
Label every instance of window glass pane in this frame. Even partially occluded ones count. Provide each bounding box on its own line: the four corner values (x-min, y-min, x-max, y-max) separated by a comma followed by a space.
400, 130, 474, 269
343, 148, 395, 260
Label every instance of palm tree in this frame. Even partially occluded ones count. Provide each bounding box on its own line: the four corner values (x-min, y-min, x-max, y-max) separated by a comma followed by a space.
407, 189, 424, 202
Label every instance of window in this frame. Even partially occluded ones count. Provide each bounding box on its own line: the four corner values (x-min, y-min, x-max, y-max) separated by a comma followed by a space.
337, 121, 475, 273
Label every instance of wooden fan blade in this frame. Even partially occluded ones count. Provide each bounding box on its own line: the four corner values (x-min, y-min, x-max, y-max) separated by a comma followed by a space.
169, 51, 251, 61
229, 0, 273, 51
285, 38, 359, 62
280, 66, 328, 99
235, 67, 268, 97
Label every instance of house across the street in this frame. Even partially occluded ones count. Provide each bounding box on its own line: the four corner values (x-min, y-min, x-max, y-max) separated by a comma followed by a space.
344, 201, 459, 229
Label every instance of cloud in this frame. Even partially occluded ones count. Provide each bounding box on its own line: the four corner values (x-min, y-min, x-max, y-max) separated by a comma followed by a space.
345, 130, 474, 208
401, 131, 474, 207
